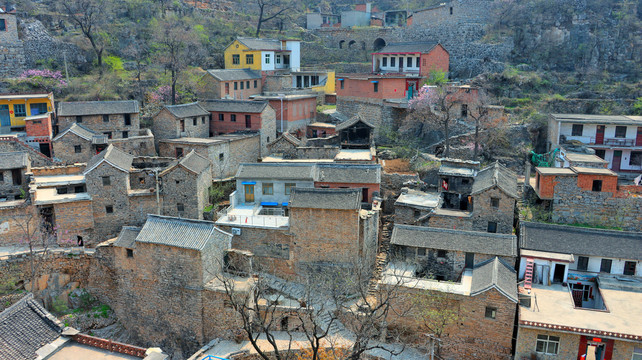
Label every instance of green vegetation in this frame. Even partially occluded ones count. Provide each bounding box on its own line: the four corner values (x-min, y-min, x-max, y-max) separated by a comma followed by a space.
317, 104, 336, 112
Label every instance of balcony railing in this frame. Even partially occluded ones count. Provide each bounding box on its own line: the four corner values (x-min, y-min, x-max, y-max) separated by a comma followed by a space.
561, 135, 639, 147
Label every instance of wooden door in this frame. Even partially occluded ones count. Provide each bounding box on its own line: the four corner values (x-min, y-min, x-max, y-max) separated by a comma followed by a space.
244, 185, 254, 203
636, 127, 642, 146
611, 150, 622, 171
0, 105, 10, 127
595, 125, 605, 144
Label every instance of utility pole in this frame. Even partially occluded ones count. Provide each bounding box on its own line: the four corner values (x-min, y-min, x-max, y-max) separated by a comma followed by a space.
63, 52, 70, 84
278, 93, 285, 134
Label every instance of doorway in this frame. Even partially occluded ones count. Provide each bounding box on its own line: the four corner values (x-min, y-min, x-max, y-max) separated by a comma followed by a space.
244, 185, 254, 203
0, 105, 10, 127
595, 125, 605, 145
585, 342, 606, 360
553, 264, 566, 283
465, 253, 475, 269
611, 150, 622, 172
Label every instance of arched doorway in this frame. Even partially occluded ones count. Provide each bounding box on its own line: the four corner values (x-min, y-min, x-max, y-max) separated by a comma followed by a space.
348, 40, 357, 48
339, 40, 345, 49
373, 38, 386, 51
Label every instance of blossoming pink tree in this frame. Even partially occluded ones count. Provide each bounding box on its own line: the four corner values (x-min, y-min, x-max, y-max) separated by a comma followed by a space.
408, 85, 458, 158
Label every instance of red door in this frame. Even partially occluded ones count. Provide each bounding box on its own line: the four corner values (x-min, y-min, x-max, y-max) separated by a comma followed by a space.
595, 125, 605, 144
636, 127, 642, 146
612, 150, 622, 172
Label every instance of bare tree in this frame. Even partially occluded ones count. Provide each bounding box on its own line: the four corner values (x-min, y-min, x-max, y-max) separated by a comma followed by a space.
468, 89, 492, 161
406, 85, 458, 157
60, 0, 108, 75
255, 0, 293, 36
412, 288, 462, 357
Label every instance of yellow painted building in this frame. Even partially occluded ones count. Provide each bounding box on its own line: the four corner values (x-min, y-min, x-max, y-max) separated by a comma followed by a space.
0, 93, 55, 128
224, 38, 301, 72
224, 39, 262, 71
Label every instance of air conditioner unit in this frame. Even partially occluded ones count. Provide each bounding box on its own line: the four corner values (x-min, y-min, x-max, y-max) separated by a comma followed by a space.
232, 228, 242, 236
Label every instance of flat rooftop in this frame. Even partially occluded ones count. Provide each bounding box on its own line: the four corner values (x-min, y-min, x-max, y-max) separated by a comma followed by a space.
571, 166, 617, 176
535, 167, 576, 175
381, 262, 472, 295
47, 342, 141, 360
33, 188, 91, 205
563, 152, 608, 164
551, 114, 642, 125
395, 189, 440, 209
33, 174, 85, 187
519, 281, 642, 339
308, 122, 336, 129
334, 149, 373, 161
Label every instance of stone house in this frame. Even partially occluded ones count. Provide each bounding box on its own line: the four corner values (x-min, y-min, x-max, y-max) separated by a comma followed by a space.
382, 256, 517, 360
266, 132, 302, 157
197, 69, 262, 100
437, 158, 479, 210
548, 113, 642, 173
467, 161, 518, 234
251, 94, 317, 133
390, 224, 517, 281
159, 150, 211, 219
555, 150, 609, 169
0, 151, 29, 200
56, 100, 141, 137
158, 133, 261, 180
0, 135, 57, 167
52, 123, 108, 164
394, 188, 440, 225
315, 163, 381, 203
150, 102, 210, 147
200, 99, 276, 155
372, 41, 449, 76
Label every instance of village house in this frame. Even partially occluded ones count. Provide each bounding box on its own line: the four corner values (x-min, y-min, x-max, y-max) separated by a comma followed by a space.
261, 70, 336, 100
337, 115, 375, 149
306, 3, 384, 29
56, 100, 141, 136
151, 102, 210, 146
394, 188, 441, 225
0, 92, 54, 133
372, 41, 449, 76
200, 99, 276, 154
0, 135, 57, 167
515, 221, 642, 360
306, 122, 336, 138
0, 151, 29, 201
224, 38, 301, 73
251, 93, 317, 133
22, 112, 54, 157
548, 113, 642, 173
158, 133, 261, 180
158, 150, 211, 219
198, 69, 263, 100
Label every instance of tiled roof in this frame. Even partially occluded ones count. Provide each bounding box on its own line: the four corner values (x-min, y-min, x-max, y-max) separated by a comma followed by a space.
85, 145, 133, 174
335, 115, 375, 131
316, 163, 381, 184
0, 152, 28, 169
376, 41, 440, 54
206, 69, 262, 81
164, 102, 209, 119
237, 38, 283, 50
0, 294, 63, 360
470, 257, 518, 302
267, 133, 302, 147
391, 224, 517, 257
52, 123, 97, 142
520, 221, 642, 261
178, 150, 211, 174
550, 114, 642, 125
289, 187, 361, 210
135, 214, 232, 251
113, 226, 141, 248
471, 161, 518, 198
236, 163, 316, 180
57, 100, 139, 116
199, 99, 268, 113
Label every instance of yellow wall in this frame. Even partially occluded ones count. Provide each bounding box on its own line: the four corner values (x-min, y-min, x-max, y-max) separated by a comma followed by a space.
308, 71, 336, 95
0, 94, 54, 127
224, 40, 262, 70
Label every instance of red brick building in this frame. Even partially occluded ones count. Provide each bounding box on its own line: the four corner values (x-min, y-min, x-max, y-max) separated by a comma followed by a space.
251, 94, 317, 133
23, 112, 53, 157
371, 41, 449, 76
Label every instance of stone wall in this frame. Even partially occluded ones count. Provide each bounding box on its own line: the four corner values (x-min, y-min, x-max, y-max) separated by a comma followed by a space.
426, 212, 473, 231
0, 201, 37, 245
52, 132, 95, 164
471, 187, 515, 234
53, 200, 95, 245
0, 137, 56, 167
20, 19, 86, 69
160, 165, 211, 220
108, 130, 156, 157
58, 114, 141, 135
514, 327, 579, 360
0, 13, 26, 77
289, 146, 340, 160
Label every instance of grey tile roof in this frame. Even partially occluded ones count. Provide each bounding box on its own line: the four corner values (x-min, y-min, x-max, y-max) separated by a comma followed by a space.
376, 41, 440, 54
199, 100, 268, 113
52, 123, 97, 142
0, 151, 28, 169
470, 257, 518, 303
113, 226, 141, 248
0, 294, 63, 360
85, 144, 133, 173
520, 221, 642, 261
164, 102, 209, 119
57, 100, 139, 116
471, 161, 518, 198
391, 224, 517, 257
135, 214, 232, 251
236, 163, 316, 180
267, 133, 302, 147
178, 150, 211, 174
237, 38, 284, 51
206, 69, 262, 81
289, 187, 361, 210
335, 115, 375, 131
316, 163, 381, 184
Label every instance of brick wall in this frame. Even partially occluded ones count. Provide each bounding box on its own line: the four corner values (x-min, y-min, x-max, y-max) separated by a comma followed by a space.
515, 327, 580, 360
420, 45, 450, 76
337, 77, 409, 100
210, 111, 264, 134
268, 98, 317, 131
25, 114, 53, 138
0, 202, 37, 245
227, 136, 261, 177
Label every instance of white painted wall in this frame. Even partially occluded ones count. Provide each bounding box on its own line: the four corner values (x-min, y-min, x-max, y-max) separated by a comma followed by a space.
374, 54, 420, 73
560, 123, 639, 143
261, 51, 275, 71
285, 41, 301, 71
520, 255, 642, 285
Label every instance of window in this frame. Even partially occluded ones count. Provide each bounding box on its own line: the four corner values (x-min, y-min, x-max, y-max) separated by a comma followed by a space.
180, 120, 185, 132
234, 82, 238, 90
577, 256, 589, 271
449, 6, 453, 15
595, 149, 606, 159
382, 57, 387, 67
265, 54, 270, 64
193, 118, 197, 126
122, 131, 128, 138
246, 81, 250, 89
422, 58, 427, 66
139, 177, 145, 185
373, 82, 379, 93
225, 83, 230, 95
126, 249, 134, 258
340, 80, 344, 89
245, 115, 251, 128
600, 259, 612, 273
13, 104, 26, 117
417, 248, 426, 256
219, 114, 224, 121
254, 80, 258, 88
414, 210, 421, 217
491, 197, 500, 208
202, 117, 205, 124
231, 114, 236, 122
76, 116, 83, 123
103, 114, 109, 122
263, 183, 274, 195
487, 221, 497, 233
177, 203, 184, 213
416, 57, 420, 67
485, 306, 497, 319
572, 124, 583, 136
246, 54, 254, 64
535, 335, 559, 355
461, 104, 468, 118
74, 145, 82, 153
407, 57, 412, 67
105, 205, 114, 214
74, 185, 84, 193
124, 113, 131, 126
276, 55, 281, 64
175, 147, 183, 158
30, 103, 48, 115
57, 187, 68, 195
390, 57, 396, 67
0, 19, 5, 31
284, 183, 295, 195
240, 81, 244, 90
232, 54, 240, 65
630, 151, 642, 166
633, 347, 642, 360
437, 249, 447, 258
102, 176, 111, 186
624, 261, 637, 275
615, 126, 627, 138
592, 180, 602, 192
0, 173, 3, 182
219, 153, 224, 161
104, 132, 112, 139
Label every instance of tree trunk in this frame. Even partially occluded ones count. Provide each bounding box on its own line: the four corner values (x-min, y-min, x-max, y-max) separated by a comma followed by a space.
444, 120, 450, 158
171, 68, 177, 105
256, 5, 264, 36
473, 119, 480, 160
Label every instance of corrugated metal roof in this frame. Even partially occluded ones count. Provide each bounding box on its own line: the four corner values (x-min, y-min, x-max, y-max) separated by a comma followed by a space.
135, 214, 231, 251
